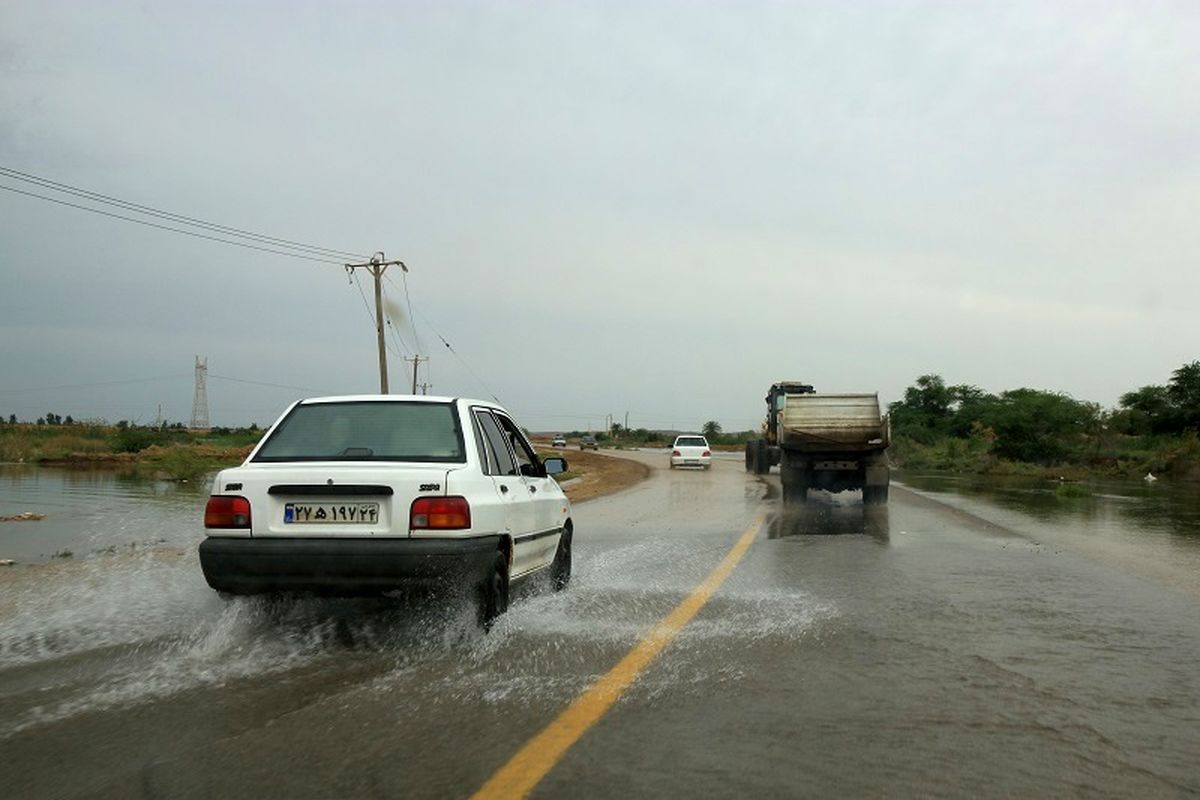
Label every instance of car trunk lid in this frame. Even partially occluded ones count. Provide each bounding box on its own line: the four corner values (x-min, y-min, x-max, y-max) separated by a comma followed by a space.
218, 463, 457, 538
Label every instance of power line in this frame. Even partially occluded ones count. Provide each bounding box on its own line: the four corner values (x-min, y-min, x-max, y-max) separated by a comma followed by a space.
0, 184, 347, 265
0, 375, 191, 395
208, 374, 323, 393
380, 281, 414, 356
400, 268, 423, 355
391, 294, 500, 404
0, 165, 368, 260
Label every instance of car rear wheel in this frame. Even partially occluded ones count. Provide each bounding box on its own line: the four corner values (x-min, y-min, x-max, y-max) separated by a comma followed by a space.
480, 551, 509, 629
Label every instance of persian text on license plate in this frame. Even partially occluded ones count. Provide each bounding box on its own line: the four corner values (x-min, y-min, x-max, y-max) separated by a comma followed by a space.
284, 502, 379, 524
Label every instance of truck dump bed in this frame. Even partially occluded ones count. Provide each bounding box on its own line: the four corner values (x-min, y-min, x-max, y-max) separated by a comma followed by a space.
779, 393, 888, 452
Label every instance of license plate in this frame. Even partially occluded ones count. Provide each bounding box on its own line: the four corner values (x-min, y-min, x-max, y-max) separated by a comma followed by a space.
284, 502, 379, 524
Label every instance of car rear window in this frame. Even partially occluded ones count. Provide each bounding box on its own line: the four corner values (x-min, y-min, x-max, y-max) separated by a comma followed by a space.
252, 401, 465, 462
675, 436, 707, 447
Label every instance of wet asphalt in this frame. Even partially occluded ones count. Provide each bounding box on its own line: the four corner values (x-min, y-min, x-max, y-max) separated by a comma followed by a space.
2, 451, 1199, 798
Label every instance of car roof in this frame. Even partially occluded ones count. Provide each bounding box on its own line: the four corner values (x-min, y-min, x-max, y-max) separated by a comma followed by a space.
295, 394, 500, 409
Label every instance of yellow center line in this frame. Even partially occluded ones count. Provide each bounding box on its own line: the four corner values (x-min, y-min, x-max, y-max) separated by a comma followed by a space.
470, 515, 764, 800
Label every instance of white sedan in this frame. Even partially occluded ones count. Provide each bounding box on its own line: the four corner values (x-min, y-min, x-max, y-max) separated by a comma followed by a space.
670, 435, 712, 469
198, 395, 573, 626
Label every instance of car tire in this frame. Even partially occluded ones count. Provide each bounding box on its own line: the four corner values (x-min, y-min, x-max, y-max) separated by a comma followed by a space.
550, 529, 572, 591
480, 551, 510, 629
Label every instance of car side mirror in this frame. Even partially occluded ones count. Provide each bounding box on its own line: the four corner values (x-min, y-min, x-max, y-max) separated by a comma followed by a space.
543, 457, 567, 476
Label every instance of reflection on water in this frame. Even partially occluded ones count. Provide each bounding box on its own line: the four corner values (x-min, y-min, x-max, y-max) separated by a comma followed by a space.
898, 471, 1200, 539
0, 465, 207, 563
766, 492, 890, 541
897, 470, 1200, 596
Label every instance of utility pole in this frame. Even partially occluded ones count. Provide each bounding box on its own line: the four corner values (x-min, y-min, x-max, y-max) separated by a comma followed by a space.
344, 252, 407, 393
418, 382, 433, 396
404, 356, 427, 395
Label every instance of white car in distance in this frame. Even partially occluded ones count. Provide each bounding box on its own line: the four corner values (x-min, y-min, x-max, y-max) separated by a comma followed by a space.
670, 435, 712, 470
198, 395, 573, 626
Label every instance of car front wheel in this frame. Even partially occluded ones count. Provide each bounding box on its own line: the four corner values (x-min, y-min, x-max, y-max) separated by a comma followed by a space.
550, 529, 572, 591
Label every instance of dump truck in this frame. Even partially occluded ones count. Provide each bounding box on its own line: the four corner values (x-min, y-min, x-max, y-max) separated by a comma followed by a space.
745, 382, 890, 504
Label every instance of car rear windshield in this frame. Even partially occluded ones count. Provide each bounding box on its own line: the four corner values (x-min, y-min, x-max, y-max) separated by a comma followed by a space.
252, 401, 466, 462
675, 436, 707, 447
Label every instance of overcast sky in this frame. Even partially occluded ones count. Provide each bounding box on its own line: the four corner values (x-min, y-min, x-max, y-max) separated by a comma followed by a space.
2, 1, 1198, 432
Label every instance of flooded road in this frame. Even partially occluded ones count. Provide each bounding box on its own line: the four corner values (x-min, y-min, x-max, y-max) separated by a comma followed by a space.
2, 459, 1198, 798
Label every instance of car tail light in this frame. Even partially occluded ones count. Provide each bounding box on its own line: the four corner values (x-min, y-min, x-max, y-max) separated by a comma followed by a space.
702, 450, 711, 457
672, 450, 681, 457
205, 496, 251, 528
411, 496, 471, 530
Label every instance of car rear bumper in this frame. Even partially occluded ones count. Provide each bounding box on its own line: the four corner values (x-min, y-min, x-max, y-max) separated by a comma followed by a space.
671, 457, 712, 467
198, 535, 501, 596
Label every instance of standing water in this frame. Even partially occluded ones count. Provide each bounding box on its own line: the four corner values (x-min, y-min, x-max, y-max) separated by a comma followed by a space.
897, 470, 1200, 597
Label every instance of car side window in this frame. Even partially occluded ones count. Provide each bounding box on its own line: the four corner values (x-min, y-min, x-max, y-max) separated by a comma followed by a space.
495, 414, 540, 477
476, 410, 518, 477
471, 409, 500, 475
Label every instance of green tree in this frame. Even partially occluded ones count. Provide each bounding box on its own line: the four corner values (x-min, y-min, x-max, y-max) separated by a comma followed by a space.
1167, 361, 1200, 431
890, 374, 956, 442
981, 388, 1093, 464
702, 420, 722, 438
1114, 385, 1173, 435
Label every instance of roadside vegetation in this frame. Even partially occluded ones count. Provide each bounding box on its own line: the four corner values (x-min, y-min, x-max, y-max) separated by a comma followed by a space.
0, 417, 262, 481
553, 422, 758, 451
889, 361, 1200, 481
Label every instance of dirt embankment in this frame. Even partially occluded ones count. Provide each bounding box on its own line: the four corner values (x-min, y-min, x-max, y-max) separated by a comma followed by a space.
547, 448, 651, 503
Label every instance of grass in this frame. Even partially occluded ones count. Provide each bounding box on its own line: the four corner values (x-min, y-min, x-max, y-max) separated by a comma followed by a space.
0, 423, 260, 480
133, 444, 253, 481
1054, 482, 1092, 498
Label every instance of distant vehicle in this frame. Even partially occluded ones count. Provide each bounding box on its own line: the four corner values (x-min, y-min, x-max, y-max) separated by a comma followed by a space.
198, 395, 573, 626
580, 434, 598, 450
671, 435, 712, 469
745, 381, 890, 505
552, 434, 567, 447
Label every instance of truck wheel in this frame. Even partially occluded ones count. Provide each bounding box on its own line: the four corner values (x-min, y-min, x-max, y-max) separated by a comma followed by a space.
783, 482, 808, 504
745, 443, 754, 472
781, 465, 809, 504
480, 551, 510, 629
754, 440, 769, 475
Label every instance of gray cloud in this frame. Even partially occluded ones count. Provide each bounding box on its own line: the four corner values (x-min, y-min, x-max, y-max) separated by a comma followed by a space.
2, 1, 1198, 430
